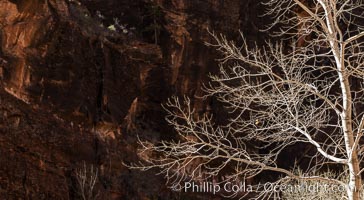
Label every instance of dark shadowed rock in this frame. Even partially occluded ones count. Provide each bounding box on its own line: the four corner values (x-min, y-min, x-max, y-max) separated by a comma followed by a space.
0, 0, 269, 199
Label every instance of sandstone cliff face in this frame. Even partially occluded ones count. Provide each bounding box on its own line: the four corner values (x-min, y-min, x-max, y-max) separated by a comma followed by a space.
0, 0, 266, 199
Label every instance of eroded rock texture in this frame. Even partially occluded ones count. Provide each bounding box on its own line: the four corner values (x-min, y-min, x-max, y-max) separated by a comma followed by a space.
0, 0, 266, 199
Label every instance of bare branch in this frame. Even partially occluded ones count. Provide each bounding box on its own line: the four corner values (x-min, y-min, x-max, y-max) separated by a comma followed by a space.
129, 1, 364, 199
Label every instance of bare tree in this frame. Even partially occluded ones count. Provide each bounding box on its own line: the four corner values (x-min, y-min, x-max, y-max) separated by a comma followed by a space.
281, 168, 364, 200
75, 162, 100, 200
130, 1, 364, 199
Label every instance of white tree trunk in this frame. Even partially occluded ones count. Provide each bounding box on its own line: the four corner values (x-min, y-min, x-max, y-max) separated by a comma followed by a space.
319, 0, 362, 198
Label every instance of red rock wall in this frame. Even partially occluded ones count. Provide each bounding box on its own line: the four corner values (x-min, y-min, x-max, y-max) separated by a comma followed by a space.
0, 0, 268, 199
